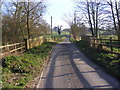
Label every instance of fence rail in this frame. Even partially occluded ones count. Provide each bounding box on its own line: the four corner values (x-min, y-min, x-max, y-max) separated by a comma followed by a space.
81, 36, 120, 56
0, 35, 66, 58
0, 42, 25, 57
0, 36, 46, 58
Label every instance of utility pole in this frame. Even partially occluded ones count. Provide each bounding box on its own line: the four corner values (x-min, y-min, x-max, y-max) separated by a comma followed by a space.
74, 12, 77, 24
51, 16, 52, 37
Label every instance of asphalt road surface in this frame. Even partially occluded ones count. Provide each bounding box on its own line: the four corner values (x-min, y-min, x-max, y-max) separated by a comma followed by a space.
37, 37, 120, 88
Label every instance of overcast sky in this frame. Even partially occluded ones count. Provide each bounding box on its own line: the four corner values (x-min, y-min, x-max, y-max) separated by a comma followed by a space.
43, 0, 75, 29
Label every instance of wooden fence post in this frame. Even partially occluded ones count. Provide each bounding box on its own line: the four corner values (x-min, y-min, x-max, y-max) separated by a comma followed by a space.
24, 39, 29, 50
14, 44, 17, 54
100, 38, 102, 44
21, 43, 23, 51
6, 43, 10, 52
100, 38, 103, 49
93, 37, 95, 48
53, 37, 55, 41
90, 37, 92, 47
110, 37, 113, 52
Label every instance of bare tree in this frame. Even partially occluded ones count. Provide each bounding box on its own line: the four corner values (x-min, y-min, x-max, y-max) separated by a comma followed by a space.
107, 0, 120, 41
2, 0, 49, 44
63, 12, 88, 40
22, 0, 45, 38
75, 0, 108, 38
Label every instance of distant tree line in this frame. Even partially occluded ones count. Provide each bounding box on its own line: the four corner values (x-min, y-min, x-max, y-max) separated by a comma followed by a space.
65, 0, 120, 41
64, 12, 88, 40
76, 0, 120, 40
2, 0, 50, 45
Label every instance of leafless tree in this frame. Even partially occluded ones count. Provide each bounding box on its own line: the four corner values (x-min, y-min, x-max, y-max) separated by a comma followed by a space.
107, 0, 120, 41
63, 12, 88, 40
2, 0, 49, 44
75, 0, 109, 38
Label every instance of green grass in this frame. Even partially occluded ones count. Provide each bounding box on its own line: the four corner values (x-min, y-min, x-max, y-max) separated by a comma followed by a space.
105, 41, 119, 45
61, 31, 70, 35
98, 39, 120, 54
99, 35, 118, 39
43, 31, 69, 41
44, 34, 66, 43
73, 40, 120, 81
2, 42, 56, 88
52, 31, 70, 35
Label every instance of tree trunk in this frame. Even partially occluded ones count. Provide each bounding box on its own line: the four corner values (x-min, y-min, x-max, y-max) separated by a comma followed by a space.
27, 1, 30, 39
110, 0, 117, 36
115, 1, 120, 42
95, 3, 99, 38
91, 2, 96, 37
87, 1, 94, 37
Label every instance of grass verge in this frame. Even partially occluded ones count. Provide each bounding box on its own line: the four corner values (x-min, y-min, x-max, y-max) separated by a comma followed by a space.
2, 42, 56, 88
73, 40, 120, 81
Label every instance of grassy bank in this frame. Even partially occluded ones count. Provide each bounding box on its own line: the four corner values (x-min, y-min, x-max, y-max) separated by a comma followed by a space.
73, 40, 120, 81
2, 42, 56, 88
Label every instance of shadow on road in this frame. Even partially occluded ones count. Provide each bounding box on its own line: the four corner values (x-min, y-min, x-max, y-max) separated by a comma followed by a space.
68, 43, 119, 88
42, 39, 119, 88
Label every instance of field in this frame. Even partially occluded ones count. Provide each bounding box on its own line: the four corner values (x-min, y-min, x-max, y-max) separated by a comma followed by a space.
99, 35, 118, 39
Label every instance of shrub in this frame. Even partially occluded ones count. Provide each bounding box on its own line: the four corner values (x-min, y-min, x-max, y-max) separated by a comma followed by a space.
74, 40, 120, 80
2, 42, 56, 88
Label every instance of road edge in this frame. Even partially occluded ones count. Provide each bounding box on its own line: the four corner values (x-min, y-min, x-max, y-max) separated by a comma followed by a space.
36, 44, 56, 88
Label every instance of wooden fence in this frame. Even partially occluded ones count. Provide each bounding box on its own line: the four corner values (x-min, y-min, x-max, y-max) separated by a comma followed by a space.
0, 36, 46, 58
81, 36, 120, 56
0, 35, 66, 58
0, 42, 25, 58
24, 36, 46, 49
45, 35, 66, 42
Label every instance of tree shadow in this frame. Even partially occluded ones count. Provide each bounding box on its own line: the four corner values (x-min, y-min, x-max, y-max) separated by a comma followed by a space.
44, 43, 72, 88
43, 42, 120, 88
68, 43, 120, 88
